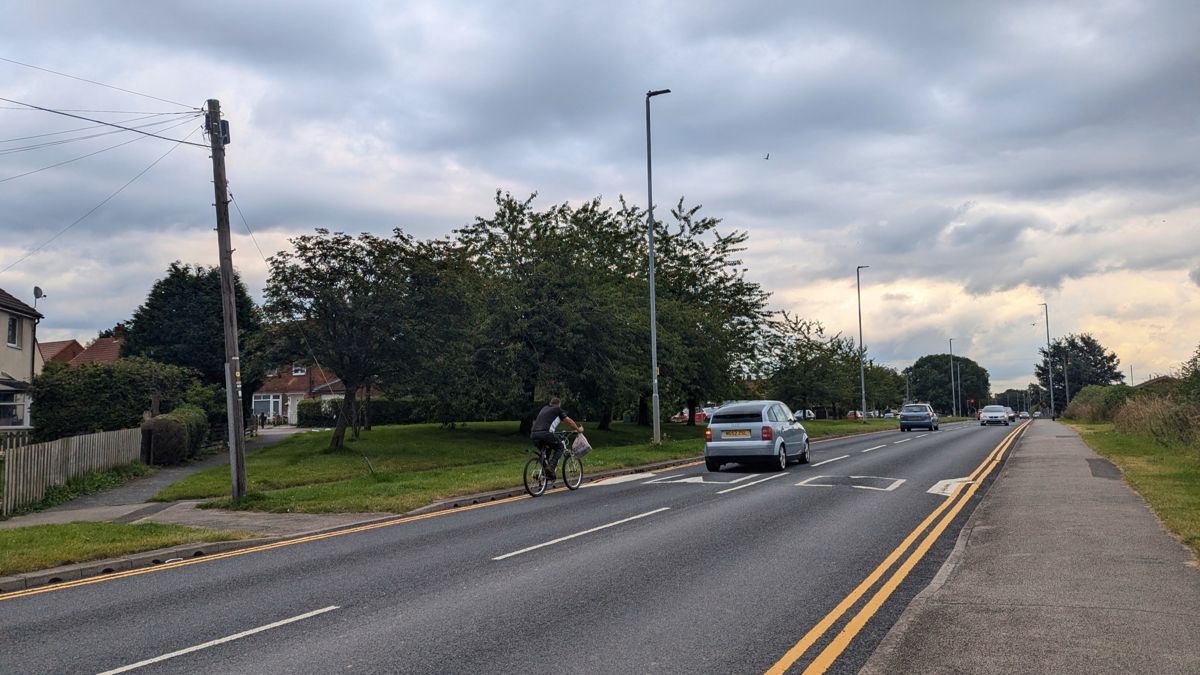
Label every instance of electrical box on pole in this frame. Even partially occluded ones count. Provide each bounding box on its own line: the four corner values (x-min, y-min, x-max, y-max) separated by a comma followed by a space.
206, 99, 246, 500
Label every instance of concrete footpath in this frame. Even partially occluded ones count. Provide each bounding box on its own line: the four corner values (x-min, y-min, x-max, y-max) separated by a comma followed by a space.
862, 419, 1200, 674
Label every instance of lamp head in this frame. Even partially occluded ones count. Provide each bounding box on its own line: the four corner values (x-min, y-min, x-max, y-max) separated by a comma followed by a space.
647, 89, 671, 97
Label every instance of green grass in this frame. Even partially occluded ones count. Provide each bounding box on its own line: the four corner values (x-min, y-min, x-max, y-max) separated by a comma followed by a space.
1068, 422, 1200, 557
157, 419, 903, 514
0, 522, 250, 577
1, 463, 152, 519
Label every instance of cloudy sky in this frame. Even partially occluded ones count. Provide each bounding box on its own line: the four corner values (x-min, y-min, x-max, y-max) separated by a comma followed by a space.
2, 0, 1198, 391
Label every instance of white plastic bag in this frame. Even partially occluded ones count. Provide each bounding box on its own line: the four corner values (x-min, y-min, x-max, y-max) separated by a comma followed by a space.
571, 432, 592, 459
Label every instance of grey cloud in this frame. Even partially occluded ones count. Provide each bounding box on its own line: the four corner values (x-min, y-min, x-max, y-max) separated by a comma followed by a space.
1190, 266, 1200, 287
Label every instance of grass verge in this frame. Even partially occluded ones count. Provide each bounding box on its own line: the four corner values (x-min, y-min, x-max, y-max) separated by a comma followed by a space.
0, 522, 250, 577
2, 463, 152, 519
157, 419, 905, 514
1067, 422, 1200, 557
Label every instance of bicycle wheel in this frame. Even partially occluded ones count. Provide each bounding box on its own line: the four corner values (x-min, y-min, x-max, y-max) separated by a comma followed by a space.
524, 457, 548, 497
562, 454, 583, 490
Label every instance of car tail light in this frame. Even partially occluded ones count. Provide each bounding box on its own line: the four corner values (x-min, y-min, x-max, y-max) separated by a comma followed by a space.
704, 428, 712, 442
761, 426, 773, 441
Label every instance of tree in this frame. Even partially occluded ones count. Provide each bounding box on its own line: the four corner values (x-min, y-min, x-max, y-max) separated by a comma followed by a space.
906, 353, 990, 415
1181, 343, 1200, 403
122, 261, 267, 421
764, 314, 858, 418
1035, 333, 1124, 408
264, 229, 415, 449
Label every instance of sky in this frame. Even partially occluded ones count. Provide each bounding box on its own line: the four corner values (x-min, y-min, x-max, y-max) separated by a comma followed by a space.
1, 0, 1197, 392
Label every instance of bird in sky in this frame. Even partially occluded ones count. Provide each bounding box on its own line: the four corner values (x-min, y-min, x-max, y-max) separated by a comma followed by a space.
764, 153, 770, 160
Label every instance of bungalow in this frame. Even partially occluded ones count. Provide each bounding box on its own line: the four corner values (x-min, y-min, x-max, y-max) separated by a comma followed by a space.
252, 362, 344, 425
39, 339, 84, 364
68, 336, 123, 367
0, 287, 44, 428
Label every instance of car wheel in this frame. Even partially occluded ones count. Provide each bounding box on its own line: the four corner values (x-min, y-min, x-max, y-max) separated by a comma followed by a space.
706, 458, 722, 472
799, 440, 810, 464
774, 444, 787, 471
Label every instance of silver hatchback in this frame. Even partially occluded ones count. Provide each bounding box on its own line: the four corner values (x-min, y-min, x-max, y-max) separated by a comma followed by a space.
704, 400, 810, 472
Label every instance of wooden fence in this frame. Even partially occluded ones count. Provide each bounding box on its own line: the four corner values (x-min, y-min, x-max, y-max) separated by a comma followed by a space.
1, 428, 142, 516
0, 429, 33, 459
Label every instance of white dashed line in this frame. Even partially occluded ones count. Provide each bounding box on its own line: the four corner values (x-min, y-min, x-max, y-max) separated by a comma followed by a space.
861, 445, 886, 453
812, 454, 849, 467
492, 508, 671, 560
716, 472, 787, 494
916, 434, 928, 438
893, 438, 911, 444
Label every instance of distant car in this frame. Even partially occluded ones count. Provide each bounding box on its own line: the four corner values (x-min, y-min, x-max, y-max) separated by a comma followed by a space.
1019, 411, 1030, 419
1034, 411, 1042, 418
670, 409, 708, 424
899, 403, 939, 431
846, 410, 864, 420
980, 405, 1009, 426
705, 400, 810, 471
883, 412, 896, 419
1004, 407, 1016, 422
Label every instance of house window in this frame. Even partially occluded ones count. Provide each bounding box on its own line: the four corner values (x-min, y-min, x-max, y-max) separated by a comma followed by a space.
252, 394, 282, 417
292, 363, 307, 376
0, 392, 26, 427
6, 317, 20, 348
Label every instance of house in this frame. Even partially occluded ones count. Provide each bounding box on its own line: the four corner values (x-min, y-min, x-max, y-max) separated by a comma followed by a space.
39, 339, 84, 364
0, 287, 44, 428
252, 362, 344, 425
68, 337, 123, 367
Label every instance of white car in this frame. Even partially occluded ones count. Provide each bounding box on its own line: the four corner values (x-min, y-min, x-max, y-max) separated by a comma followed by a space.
980, 405, 1009, 426
1004, 406, 1016, 422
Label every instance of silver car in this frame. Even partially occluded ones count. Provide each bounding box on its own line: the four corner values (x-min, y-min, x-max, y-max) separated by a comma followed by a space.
704, 400, 810, 472
980, 405, 1009, 426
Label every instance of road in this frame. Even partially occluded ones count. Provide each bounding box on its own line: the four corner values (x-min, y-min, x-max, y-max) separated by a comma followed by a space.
0, 421, 1026, 674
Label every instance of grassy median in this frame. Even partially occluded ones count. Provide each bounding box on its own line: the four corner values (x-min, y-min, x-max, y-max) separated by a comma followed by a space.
0, 522, 250, 577
1069, 422, 1200, 557
156, 419, 904, 514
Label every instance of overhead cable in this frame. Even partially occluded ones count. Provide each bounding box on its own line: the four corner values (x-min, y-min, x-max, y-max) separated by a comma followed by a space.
0, 55, 197, 109
0, 97, 209, 148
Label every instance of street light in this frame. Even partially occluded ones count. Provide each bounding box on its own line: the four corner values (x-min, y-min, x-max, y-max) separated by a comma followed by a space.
1039, 302, 1055, 419
856, 265, 869, 423
948, 338, 956, 417
646, 88, 670, 444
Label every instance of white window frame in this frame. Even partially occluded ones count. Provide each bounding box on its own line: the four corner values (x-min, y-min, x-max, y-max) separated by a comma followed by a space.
6, 317, 20, 349
0, 392, 30, 427
292, 363, 307, 376
252, 393, 282, 417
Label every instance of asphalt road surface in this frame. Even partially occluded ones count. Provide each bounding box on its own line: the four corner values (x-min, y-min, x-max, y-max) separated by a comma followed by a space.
1, 421, 1027, 674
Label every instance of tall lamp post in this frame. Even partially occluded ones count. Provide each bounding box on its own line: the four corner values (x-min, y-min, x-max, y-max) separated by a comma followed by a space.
856, 265, 869, 422
948, 338, 957, 417
1039, 303, 1055, 419
645, 88, 670, 444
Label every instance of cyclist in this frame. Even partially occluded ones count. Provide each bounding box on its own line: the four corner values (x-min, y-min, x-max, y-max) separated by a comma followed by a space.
530, 397, 583, 481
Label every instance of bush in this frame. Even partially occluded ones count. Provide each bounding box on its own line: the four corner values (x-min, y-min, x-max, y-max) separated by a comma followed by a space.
30, 358, 197, 442
1065, 384, 1135, 422
143, 405, 209, 465
1114, 395, 1199, 448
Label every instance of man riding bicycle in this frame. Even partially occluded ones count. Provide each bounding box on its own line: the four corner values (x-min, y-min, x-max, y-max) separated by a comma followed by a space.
530, 397, 583, 481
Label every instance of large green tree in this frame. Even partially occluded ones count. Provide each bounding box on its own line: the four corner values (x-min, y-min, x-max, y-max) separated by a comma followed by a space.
764, 314, 859, 418
906, 353, 990, 415
1035, 333, 1124, 408
264, 229, 415, 449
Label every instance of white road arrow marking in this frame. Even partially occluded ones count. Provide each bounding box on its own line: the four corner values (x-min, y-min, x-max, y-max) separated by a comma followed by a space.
928, 477, 974, 497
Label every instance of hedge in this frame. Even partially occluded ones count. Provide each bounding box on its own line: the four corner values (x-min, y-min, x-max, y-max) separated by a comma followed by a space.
142, 405, 209, 465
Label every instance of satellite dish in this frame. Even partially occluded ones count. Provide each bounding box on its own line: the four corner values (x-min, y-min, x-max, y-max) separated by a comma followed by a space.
34, 286, 44, 299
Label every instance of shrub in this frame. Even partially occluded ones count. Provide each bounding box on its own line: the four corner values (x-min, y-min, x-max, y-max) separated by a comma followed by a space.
1065, 384, 1135, 422
143, 405, 209, 465
1113, 395, 1199, 447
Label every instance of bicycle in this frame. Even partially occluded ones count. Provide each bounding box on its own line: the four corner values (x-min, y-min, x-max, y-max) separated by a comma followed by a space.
524, 430, 585, 497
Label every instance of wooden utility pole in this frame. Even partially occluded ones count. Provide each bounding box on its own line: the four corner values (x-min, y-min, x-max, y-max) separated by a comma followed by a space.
206, 98, 246, 500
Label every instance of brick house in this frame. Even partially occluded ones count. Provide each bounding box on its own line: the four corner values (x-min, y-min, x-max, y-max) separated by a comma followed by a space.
0, 288, 44, 428
252, 363, 344, 425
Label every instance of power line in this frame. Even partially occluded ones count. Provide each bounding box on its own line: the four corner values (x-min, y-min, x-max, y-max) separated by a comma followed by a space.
0, 97, 209, 148
0, 55, 196, 109
0, 106, 196, 114
0, 125, 203, 275
0, 111, 187, 144
0, 115, 200, 184
0, 114, 197, 155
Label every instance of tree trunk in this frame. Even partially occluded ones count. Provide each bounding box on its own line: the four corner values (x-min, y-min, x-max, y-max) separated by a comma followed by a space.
363, 384, 372, 431
597, 404, 612, 431
686, 396, 698, 426
330, 387, 357, 450
637, 393, 650, 426
351, 392, 361, 441
519, 414, 534, 436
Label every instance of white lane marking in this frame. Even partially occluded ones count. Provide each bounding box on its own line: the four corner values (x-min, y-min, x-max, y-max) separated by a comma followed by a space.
796, 475, 835, 487
644, 473, 685, 484
928, 478, 973, 497
492, 508, 671, 561
587, 472, 655, 486
849, 476, 906, 492
861, 444, 886, 453
812, 455, 849, 467
651, 473, 758, 485
916, 434, 928, 438
715, 472, 787, 494
893, 438, 912, 444
97, 606, 339, 674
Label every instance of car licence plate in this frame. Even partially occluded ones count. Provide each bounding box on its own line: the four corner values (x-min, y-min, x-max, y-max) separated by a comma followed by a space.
723, 429, 751, 438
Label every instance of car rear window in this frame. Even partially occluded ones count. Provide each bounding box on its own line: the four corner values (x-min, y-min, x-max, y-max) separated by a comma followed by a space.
901, 405, 928, 413
711, 411, 763, 424
983, 406, 1005, 412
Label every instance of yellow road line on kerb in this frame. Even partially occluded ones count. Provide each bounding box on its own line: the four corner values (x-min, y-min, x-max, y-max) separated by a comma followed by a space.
765, 421, 1029, 675
0, 491, 537, 602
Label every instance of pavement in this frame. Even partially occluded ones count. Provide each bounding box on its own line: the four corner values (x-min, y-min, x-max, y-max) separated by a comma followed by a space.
862, 419, 1200, 674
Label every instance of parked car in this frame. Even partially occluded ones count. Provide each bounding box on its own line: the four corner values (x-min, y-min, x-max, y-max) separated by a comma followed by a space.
1019, 411, 1030, 419
789, 408, 816, 420
705, 400, 810, 472
669, 408, 709, 424
899, 403, 939, 431
980, 405, 1009, 426
883, 411, 896, 419
846, 410, 864, 420
1033, 411, 1042, 418
1004, 407, 1016, 422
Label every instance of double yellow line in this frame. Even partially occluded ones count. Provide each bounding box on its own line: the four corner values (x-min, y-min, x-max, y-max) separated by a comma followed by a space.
766, 420, 1030, 674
